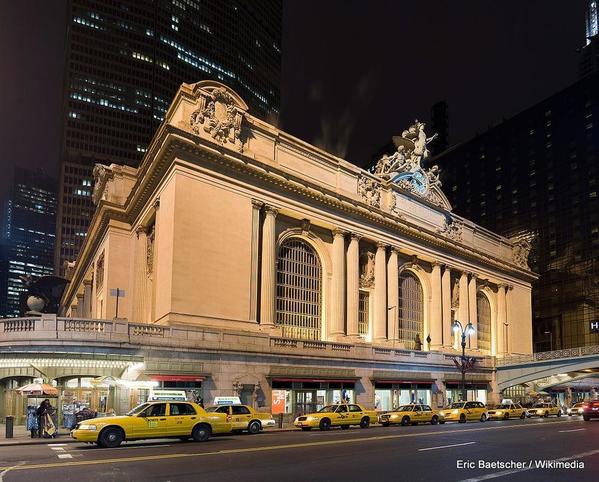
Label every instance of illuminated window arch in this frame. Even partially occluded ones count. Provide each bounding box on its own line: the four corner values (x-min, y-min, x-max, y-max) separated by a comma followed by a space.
398, 271, 424, 349
477, 292, 491, 352
276, 238, 322, 340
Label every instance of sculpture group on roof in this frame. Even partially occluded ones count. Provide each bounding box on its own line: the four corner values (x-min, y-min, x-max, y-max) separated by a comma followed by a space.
372, 120, 441, 190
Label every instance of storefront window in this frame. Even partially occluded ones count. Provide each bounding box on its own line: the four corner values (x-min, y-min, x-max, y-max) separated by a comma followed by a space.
445, 386, 488, 405
374, 384, 432, 410
271, 381, 355, 415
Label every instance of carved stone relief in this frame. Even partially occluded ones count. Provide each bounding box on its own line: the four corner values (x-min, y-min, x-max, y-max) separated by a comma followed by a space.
511, 238, 532, 269
437, 215, 464, 242
358, 175, 381, 209
359, 251, 375, 288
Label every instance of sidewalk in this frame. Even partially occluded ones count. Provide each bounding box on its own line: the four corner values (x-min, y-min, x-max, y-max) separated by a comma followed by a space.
0, 424, 297, 446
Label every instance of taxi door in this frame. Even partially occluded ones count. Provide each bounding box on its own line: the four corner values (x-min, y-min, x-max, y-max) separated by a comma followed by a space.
167, 403, 199, 436
137, 403, 170, 437
464, 402, 477, 421
348, 404, 364, 424
231, 405, 252, 430
334, 405, 350, 425
412, 405, 424, 422
421, 405, 434, 422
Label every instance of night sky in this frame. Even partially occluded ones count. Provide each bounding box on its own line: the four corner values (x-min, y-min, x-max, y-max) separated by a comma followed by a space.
0, 0, 589, 196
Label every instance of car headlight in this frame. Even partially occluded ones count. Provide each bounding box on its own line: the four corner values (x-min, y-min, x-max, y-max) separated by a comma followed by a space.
452, 409, 459, 414
78, 424, 97, 431
496, 411, 502, 415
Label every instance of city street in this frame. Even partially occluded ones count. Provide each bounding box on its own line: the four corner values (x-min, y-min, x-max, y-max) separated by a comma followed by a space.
0, 418, 597, 482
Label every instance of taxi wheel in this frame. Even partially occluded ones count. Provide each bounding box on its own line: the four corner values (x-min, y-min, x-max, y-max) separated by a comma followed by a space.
341, 425, 350, 430
459, 414, 466, 423
520, 412, 526, 419
480, 414, 487, 423
98, 427, 124, 448
192, 424, 212, 442
557, 411, 562, 417
431, 416, 439, 425
401, 416, 410, 426
319, 418, 331, 431
543, 411, 549, 418
503, 413, 509, 420
248, 421, 262, 434
359, 417, 370, 429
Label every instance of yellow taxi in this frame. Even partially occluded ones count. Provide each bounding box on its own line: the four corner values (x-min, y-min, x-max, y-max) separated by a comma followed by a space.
527, 402, 562, 418
206, 404, 276, 433
378, 404, 445, 426
71, 401, 231, 447
294, 403, 377, 431
439, 401, 488, 423
487, 403, 527, 420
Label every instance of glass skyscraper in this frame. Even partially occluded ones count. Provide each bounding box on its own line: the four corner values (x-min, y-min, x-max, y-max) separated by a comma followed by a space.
56, 0, 282, 274
433, 72, 599, 351
0, 169, 57, 317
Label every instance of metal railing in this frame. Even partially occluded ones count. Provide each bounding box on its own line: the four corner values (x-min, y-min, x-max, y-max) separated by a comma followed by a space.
496, 345, 599, 366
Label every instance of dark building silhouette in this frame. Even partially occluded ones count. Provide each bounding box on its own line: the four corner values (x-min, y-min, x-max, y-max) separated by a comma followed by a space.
55, 0, 282, 274
580, 0, 599, 77
433, 71, 599, 352
430, 101, 449, 156
0, 169, 57, 317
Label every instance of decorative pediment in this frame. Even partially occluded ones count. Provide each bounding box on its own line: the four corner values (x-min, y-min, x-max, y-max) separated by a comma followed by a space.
189, 80, 247, 151
371, 120, 452, 211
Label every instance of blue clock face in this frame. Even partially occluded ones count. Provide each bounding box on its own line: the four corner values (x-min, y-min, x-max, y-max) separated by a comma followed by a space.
411, 170, 428, 194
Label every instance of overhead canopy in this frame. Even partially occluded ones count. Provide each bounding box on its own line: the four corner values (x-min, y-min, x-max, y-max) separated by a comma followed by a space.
268, 367, 358, 382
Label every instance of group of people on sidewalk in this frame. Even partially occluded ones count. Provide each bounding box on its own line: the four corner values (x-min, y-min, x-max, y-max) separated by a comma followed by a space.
26, 399, 57, 438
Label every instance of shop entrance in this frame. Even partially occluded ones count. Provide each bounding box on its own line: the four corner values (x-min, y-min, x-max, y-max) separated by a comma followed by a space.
271, 380, 356, 416
294, 390, 318, 415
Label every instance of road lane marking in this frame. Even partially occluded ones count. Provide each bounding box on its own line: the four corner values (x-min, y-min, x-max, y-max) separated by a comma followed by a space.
0, 419, 579, 473
418, 441, 476, 451
56, 454, 73, 459
458, 447, 599, 482
47, 444, 67, 447
558, 428, 585, 433
50, 447, 65, 452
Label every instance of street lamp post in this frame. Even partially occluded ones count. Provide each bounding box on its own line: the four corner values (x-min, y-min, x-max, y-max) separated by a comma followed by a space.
453, 320, 475, 402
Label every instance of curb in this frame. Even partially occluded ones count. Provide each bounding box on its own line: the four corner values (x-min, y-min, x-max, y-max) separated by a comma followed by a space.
0, 437, 80, 447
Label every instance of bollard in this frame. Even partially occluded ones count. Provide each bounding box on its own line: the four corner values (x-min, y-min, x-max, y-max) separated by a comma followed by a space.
278, 413, 284, 428
5, 416, 14, 438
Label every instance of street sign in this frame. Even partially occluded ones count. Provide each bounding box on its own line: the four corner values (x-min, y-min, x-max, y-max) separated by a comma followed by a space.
590, 320, 599, 334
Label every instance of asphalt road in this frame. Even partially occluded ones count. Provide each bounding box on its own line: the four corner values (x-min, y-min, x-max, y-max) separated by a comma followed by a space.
0, 417, 597, 482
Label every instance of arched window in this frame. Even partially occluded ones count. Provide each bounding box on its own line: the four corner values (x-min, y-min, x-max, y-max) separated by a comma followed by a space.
398, 271, 424, 349
477, 292, 491, 352
276, 238, 322, 340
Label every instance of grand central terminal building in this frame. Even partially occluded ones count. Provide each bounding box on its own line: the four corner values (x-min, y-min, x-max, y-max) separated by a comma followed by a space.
1, 81, 536, 421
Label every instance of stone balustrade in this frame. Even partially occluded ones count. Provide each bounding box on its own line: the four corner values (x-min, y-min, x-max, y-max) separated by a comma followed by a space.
0, 317, 493, 368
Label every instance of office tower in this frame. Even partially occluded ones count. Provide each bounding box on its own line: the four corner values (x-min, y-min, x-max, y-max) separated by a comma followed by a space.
433, 71, 599, 351
0, 168, 57, 317
55, 0, 282, 274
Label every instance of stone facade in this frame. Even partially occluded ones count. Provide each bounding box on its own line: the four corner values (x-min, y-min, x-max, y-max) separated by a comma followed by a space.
41, 81, 536, 413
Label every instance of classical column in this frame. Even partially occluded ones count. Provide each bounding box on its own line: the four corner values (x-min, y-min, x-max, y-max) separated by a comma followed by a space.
330, 228, 347, 338
496, 283, 507, 356
346, 233, 361, 338
468, 273, 478, 350
249, 200, 263, 322
387, 248, 399, 342
133, 226, 148, 323
457, 271, 469, 348
260, 205, 278, 327
441, 265, 452, 348
374, 242, 387, 342
75, 293, 84, 318
82, 280, 92, 318
430, 262, 442, 350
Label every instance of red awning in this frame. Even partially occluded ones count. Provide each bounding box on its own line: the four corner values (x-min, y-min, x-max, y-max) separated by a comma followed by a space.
271, 378, 356, 383
375, 380, 434, 385
150, 375, 204, 382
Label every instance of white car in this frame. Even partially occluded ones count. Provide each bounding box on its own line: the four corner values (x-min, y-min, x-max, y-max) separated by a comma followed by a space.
567, 402, 585, 416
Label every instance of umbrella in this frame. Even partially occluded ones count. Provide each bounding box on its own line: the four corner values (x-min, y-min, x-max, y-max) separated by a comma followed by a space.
17, 382, 58, 397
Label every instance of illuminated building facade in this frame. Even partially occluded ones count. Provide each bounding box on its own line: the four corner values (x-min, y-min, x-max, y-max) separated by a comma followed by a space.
0, 169, 57, 317
55, 0, 282, 274
433, 72, 599, 351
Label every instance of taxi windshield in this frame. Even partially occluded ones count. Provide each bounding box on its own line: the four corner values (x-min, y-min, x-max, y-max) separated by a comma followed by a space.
396, 405, 415, 412
205, 406, 221, 412
450, 403, 466, 409
533, 403, 548, 408
127, 403, 151, 416
318, 405, 338, 413
498, 404, 512, 409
